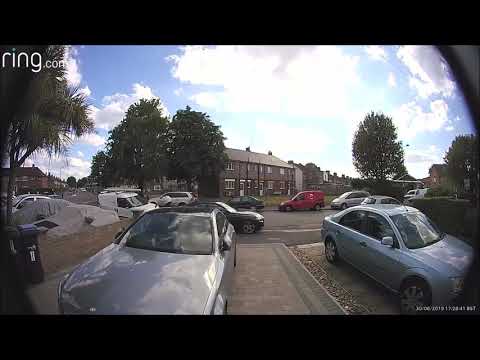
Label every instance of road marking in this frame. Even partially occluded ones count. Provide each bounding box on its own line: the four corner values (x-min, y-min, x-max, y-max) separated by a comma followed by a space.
262, 228, 322, 233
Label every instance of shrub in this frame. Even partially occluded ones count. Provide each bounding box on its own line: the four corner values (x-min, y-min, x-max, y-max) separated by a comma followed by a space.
411, 197, 475, 239
350, 178, 405, 201
426, 186, 453, 198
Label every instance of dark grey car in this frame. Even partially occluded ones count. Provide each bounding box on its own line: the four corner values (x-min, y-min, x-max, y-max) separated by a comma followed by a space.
57, 207, 236, 314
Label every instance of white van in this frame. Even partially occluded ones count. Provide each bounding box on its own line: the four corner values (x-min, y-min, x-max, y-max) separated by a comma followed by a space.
98, 191, 157, 219
404, 188, 429, 204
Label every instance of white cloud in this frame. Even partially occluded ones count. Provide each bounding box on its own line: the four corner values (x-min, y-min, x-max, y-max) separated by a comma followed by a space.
445, 125, 454, 131
75, 133, 106, 148
167, 46, 360, 118
391, 99, 450, 140
174, 88, 183, 96
25, 152, 91, 179
77, 151, 84, 157
65, 46, 82, 87
404, 145, 443, 179
79, 86, 91, 98
364, 45, 388, 62
397, 46, 455, 99
388, 72, 397, 87
90, 83, 169, 130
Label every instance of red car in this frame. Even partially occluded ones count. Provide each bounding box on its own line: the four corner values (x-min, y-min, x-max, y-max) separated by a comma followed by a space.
278, 191, 325, 211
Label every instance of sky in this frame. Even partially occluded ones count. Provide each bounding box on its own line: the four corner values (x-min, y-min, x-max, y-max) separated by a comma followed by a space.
22, 45, 477, 181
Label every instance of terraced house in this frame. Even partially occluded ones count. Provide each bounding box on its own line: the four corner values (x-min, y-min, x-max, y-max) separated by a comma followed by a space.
219, 147, 296, 197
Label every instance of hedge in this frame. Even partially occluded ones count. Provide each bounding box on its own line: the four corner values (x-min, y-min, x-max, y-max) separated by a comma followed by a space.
350, 178, 407, 201
411, 197, 477, 241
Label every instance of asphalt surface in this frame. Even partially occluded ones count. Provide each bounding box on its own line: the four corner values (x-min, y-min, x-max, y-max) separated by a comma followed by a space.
237, 209, 338, 246
63, 191, 98, 205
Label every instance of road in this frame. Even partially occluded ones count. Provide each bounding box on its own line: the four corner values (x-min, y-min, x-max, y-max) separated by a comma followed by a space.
63, 191, 98, 205
237, 209, 338, 246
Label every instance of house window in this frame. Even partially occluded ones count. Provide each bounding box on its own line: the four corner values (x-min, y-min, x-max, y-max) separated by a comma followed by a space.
247, 164, 250, 171
259, 166, 263, 173
280, 168, 285, 175
153, 185, 161, 191
225, 179, 235, 190
226, 162, 234, 171
267, 181, 274, 190
279, 181, 285, 189
267, 166, 272, 174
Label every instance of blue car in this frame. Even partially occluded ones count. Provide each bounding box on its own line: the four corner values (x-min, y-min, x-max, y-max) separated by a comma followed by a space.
321, 204, 473, 314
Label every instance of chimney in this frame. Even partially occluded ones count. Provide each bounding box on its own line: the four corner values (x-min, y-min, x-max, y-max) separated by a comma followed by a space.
32, 164, 35, 168
268, 151, 272, 155
288, 160, 294, 164
246, 146, 251, 152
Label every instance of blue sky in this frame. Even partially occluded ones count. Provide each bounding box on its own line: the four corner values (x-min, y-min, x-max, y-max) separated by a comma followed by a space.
25, 45, 476, 181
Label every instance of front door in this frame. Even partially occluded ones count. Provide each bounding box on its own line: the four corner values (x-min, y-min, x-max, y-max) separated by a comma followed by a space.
293, 193, 306, 210
259, 182, 264, 196
239, 181, 245, 196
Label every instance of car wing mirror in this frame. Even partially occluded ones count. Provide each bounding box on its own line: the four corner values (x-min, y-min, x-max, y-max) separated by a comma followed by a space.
221, 234, 232, 251
381, 236, 394, 247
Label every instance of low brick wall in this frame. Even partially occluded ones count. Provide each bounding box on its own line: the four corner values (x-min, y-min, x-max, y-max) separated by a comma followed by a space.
39, 218, 132, 276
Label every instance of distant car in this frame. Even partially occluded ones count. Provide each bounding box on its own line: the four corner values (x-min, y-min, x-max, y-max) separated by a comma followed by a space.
194, 201, 264, 234
361, 196, 401, 205
80, 188, 87, 192
98, 192, 157, 219
330, 191, 371, 210
278, 191, 325, 211
404, 188, 429, 204
12, 194, 52, 213
48, 194, 62, 200
58, 206, 236, 314
152, 192, 196, 207
227, 196, 264, 210
321, 204, 473, 314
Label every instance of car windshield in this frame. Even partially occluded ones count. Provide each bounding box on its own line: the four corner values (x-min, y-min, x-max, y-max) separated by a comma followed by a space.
390, 212, 444, 249
123, 213, 213, 255
339, 192, 351, 199
127, 195, 147, 207
363, 197, 376, 204
217, 202, 237, 213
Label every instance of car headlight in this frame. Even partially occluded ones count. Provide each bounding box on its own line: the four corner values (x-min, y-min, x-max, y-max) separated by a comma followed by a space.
451, 277, 464, 294
280, 202, 285, 206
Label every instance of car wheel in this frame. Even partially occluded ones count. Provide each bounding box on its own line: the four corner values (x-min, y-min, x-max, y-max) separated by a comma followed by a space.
285, 205, 293, 212
314, 203, 322, 211
399, 278, 432, 314
341, 203, 347, 210
324, 238, 339, 264
242, 221, 256, 234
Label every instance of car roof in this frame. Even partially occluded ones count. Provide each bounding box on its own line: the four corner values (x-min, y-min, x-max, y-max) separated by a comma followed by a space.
352, 204, 418, 216
368, 195, 394, 199
148, 206, 215, 217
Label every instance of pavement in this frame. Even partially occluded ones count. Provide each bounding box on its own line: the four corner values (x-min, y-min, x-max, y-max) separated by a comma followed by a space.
228, 243, 346, 314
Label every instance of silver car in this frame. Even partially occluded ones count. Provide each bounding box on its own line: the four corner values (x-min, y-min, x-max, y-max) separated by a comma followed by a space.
330, 191, 371, 210
321, 204, 473, 314
361, 195, 401, 205
151, 192, 196, 207
58, 206, 237, 314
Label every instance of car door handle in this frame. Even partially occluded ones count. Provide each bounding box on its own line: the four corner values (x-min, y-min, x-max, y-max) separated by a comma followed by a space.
359, 241, 367, 247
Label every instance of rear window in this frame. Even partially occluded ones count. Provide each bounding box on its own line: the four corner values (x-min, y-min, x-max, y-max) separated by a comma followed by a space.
123, 212, 213, 255
168, 192, 189, 198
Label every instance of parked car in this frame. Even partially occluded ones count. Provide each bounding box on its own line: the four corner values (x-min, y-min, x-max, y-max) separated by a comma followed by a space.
321, 204, 473, 314
58, 206, 237, 314
330, 191, 370, 210
227, 195, 264, 210
151, 192, 196, 207
12, 194, 52, 213
404, 188, 429, 204
278, 191, 325, 212
98, 191, 157, 219
194, 201, 264, 234
361, 195, 401, 205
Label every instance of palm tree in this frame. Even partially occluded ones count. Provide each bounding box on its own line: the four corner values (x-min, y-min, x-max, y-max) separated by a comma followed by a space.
5, 45, 94, 225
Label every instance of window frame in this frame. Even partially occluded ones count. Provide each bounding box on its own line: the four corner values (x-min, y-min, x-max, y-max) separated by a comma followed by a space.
225, 179, 235, 190
267, 166, 272, 174
267, 181, 274, 190
339, 210, 366, 233
226, 162, 234, 171
280, 168, 285, 175
364, 211, 398, 244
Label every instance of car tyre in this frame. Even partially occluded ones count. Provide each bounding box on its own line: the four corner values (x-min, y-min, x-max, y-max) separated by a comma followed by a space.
341, 203, 347, 210
399, 278, 432, 315
314, 203, 322, 211
242, 221, 256, 234
324, 238, 339, 264
285, 205, 293, 212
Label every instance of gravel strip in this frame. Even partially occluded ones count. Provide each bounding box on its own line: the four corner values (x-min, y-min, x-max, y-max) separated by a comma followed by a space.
290, 246, 372, 315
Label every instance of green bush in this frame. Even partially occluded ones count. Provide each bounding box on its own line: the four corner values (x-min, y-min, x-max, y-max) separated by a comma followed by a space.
350, 178, 405, 201
425, 186, 453, 197
411, 197, 475, 239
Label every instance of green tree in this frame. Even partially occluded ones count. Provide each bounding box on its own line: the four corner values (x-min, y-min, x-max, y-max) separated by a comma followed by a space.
106, 98, 169, 190
67, 176, 77, 188
90, 150, 112, 187
444, 134, 478, 192
352, 112, 406, 181
4, 45, 93, 225
166, 106, 227, 195
77, 177, 88, 188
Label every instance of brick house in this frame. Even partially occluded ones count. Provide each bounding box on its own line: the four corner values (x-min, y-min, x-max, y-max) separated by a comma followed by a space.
219, 147, 295, 197
428, 164, 448, 187
1, 165, 49, 194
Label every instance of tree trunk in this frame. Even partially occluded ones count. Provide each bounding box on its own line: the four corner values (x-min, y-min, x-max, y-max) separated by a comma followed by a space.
6, 164, 16, 226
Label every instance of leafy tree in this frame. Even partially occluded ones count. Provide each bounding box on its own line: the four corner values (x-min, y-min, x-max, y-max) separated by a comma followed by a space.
166, 106, 227, 195
77, 177, 88, 188
4, 45, 93, 225
67, 176, 77, 188
444, 134, 478, 192
352, 112, 406, 181
105, 98, 169, 190
90, 150, 112, 187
